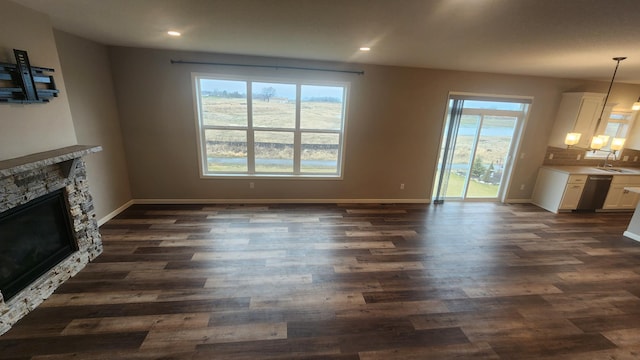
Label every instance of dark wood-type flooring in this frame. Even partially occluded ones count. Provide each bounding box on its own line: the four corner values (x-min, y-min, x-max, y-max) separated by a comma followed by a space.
3, 202, 640, 359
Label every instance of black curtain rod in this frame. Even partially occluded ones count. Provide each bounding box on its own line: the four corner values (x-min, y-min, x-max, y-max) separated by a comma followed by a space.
170, 59, 364, 75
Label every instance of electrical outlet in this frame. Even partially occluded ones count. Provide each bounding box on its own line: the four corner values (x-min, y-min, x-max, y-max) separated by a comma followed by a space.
576, 154, 581, 160
624, 155, 629, 161
520, 153, 526, 159
249, 182, 254, 189
520, 184, 525, 190
635, 156, 639, 162
400, 183, 405, 190
548, 153, 554, 160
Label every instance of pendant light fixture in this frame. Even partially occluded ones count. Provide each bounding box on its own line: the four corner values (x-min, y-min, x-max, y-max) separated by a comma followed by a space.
632, 96, 640, 111
564, 57, 627, 154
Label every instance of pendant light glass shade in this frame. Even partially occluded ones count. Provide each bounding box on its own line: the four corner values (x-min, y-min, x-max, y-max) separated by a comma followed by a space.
597, 134, 610, 146
564, 132, 581, 146
633, 97, 640, 111
590, 136, 605, 150
611, 137, 626, 151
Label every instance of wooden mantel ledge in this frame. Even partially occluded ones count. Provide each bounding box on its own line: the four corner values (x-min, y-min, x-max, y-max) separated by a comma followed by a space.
0, 145, 102, 178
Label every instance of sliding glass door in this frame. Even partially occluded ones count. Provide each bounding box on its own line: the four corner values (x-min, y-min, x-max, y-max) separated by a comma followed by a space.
433, 95, 530, 202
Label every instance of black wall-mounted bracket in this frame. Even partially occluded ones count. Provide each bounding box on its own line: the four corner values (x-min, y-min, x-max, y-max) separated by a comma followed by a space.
0, 49, 59, 104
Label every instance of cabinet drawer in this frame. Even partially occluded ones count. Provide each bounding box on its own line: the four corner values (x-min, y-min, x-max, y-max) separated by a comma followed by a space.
611, 175, 640, 186
567, 175, 588, 184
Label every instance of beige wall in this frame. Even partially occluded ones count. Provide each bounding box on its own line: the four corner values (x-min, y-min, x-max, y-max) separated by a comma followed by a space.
110, 46, 640, 202
54, 30, 132, 222
0, 0, 76, 160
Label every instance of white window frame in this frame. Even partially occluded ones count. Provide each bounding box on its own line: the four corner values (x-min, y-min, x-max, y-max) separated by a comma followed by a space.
192, 73, 349, 179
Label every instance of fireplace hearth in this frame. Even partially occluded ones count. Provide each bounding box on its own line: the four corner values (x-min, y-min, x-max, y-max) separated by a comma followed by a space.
0, 145, 102, 335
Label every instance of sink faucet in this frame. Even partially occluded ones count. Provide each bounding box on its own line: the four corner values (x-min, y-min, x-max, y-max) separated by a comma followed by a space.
602, 151, 616, 168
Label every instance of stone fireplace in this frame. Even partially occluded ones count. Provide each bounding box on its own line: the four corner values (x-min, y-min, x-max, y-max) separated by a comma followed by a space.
0, 145, 102, 335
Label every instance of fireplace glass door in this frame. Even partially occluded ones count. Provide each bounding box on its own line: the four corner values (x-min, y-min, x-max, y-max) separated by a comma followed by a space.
0, 189, 77, 301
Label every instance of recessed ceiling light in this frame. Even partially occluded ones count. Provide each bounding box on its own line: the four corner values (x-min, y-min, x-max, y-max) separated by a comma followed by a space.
359, 47, 371, 51
167, 31, 181, 37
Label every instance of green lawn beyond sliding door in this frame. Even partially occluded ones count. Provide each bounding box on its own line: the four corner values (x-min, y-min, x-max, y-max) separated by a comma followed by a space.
445, 172, 499, 197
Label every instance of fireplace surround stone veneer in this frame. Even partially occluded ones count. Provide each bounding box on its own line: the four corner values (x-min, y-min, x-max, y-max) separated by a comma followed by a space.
0, 145, 102, 335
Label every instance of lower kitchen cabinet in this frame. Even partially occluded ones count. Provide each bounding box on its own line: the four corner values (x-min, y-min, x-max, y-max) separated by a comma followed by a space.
560, 181, 586, 210
532, 168, 587, 213
603, 176, 640, 210
533, 167, 640, 213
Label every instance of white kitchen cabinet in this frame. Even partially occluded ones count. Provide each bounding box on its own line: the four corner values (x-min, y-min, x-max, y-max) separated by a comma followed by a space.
548, 92, 606, 148
618, 111, 640, 150
560, 182, 586, 210
532, 168, 587, 213
620, 189, 640, 208
603, 176, 640, 210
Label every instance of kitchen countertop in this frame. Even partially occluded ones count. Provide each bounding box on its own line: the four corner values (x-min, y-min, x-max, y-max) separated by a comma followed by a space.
542, 165, 640, 176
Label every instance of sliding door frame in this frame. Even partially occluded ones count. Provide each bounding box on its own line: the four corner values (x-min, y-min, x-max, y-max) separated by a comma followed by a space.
432, 92, 533, 203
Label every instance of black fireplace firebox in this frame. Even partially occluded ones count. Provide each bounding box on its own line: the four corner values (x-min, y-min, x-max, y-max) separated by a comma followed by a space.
0, 189, 77, 301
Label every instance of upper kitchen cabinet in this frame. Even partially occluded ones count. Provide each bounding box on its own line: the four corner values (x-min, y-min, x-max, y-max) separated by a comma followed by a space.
622, 112, 640, 150
548, 92, 607, 148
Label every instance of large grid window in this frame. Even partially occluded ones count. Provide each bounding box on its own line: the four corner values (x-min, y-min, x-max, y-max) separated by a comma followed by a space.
194, 76, 348, 177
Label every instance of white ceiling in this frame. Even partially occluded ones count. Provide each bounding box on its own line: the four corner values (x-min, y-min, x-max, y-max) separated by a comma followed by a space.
16, 0, 640, 84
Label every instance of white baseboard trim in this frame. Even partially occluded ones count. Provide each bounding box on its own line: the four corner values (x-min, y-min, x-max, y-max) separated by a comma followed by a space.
98, 200, 134, 226
623, 231, 640, 242
504, 198, 533, 204
132, 198, 431, 205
